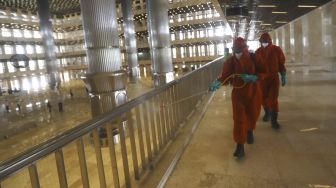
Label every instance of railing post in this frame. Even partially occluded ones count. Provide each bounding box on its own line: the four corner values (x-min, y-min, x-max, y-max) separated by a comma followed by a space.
92, 129, 107, 188
28, 164, 40, 188
155, 95, 164, 149
135, 106, 146, 170
117, 118, 131, 188
126, 111, 140, 180
163, 88, 172, 138
106, 124, 121, 187
159, 92, 168, 145
76, 138, 90, 188
150, 98, 158, 155
143, 102, 153, 161
55, 149, 68, 188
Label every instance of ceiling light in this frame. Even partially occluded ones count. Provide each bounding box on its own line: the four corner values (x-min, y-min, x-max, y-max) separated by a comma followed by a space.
258, 5, 276, 8
251, 20, 262, 23
298, 5, 317, 8
276, 21, 287, 23
248, 11, 254, 13
272, 11, 287, 14
260, 23, 272, 25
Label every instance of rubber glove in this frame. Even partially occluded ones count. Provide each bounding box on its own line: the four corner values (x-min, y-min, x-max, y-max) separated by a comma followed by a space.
209, 80, 222, 91
240, 74, 258, 83
280, 72, 286, 86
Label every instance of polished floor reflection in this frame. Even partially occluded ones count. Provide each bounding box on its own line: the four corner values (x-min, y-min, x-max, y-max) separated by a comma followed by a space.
0, 73, 154, 163
166, 71, 336, 188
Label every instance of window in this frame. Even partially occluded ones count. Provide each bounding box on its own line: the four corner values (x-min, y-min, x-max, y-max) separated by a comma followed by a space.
26, 45, 34, 54
207, 28, 214, 37
180, 47, 185, 58
188, 31, 194, 39
33, 31, 41, 38
8, 62, 16, 73
4, 45, 13, 54
13, 29, 22, 38
2, 28, 12, 37
16, 45, 25, 54
172, 47, 177, 58
29, 60, 37, 70
171, 33, 175, 41
199, 30, 204, 38
200, 45, 205, 56
209, 44, 215, 56
36, 45, 44, 53
189, 46, 193, 57
215, 27, 225, 36
38, 60, 45, 69
23, 30, 32, 38
217, 43, 225, 55
179, 32, 184, 40
0, 63, 3, 73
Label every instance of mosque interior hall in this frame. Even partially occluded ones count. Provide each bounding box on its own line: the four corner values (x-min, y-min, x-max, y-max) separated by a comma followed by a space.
0, 0, 336, 187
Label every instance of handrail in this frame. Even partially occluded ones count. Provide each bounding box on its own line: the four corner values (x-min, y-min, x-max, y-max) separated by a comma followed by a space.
0, 56, 225, 184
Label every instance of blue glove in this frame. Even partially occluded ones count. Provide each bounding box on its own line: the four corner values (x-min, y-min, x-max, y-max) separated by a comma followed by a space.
240, 74, 258, 83
280, 72, 286, 86
209, 80, 222, 91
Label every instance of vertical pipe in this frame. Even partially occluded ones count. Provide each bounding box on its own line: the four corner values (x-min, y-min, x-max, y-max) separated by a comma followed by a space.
146, 0, 174, 86
37, 0, 60, 90
121, 0, 140, 78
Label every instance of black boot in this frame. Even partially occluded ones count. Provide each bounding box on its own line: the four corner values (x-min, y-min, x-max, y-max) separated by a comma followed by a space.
262, 107, 270, 122
233, 144, 245, 158
270, 112, 281, 129
247, 130, 254, 144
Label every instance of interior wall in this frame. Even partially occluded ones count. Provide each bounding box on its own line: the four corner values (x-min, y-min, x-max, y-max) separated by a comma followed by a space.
270, 0, 336, 72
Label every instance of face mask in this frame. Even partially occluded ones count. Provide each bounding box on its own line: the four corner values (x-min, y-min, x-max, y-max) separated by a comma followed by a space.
235, 52, 243, 59
262, 43, 269, 48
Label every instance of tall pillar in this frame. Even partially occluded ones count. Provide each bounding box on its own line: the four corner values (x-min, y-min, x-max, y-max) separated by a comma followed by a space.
294, 20, 303, 63
283, 25, 291, 62
80, 0, 126, 118
146, 0, 174, 86
289, 22, 295, 63
321, 1, 336, 71
37, 0, 60, 90
121, 0, 140, 78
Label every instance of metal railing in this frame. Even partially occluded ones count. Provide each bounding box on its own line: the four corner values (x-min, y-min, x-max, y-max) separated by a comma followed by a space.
0, 56, 224, 188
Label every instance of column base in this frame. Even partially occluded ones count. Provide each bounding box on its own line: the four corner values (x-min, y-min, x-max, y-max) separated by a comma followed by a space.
153, 72, 174, 87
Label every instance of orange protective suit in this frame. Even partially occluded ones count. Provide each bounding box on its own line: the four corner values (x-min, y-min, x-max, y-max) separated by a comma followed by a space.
218, 38, 266, 144
255, 33, 286, 112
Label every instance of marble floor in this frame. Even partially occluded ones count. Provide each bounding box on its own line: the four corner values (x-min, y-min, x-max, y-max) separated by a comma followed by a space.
1, 70, 336, 188
0, 75, 154, 163
165, 71, 336, 188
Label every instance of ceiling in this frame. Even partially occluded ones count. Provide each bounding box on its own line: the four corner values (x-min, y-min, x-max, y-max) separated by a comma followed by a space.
0, 0, 332, 40
218, 0, 331, 39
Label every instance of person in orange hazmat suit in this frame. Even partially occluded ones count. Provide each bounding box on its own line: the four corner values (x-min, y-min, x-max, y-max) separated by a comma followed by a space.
209, 37, 266, 158
255, 33, 286, 129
